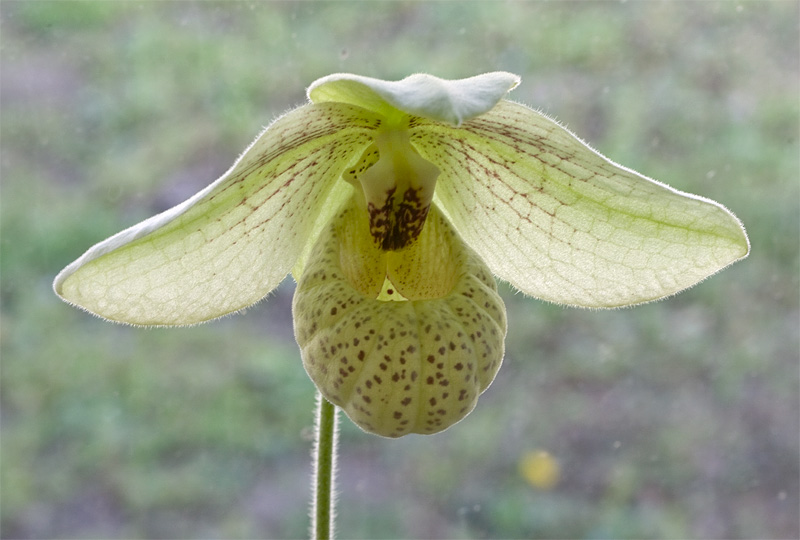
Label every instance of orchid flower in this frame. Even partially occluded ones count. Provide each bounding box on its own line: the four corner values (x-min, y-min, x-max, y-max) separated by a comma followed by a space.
54, 72, 749, 438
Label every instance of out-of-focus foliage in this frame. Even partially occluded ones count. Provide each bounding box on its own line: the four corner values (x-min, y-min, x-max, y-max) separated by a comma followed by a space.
1, 2, 797, 538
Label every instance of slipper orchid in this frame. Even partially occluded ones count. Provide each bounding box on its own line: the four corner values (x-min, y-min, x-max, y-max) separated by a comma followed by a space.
54, 72, 749, 437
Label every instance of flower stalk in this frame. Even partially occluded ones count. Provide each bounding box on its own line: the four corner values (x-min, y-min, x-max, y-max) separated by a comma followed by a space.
311, 392, 338, 540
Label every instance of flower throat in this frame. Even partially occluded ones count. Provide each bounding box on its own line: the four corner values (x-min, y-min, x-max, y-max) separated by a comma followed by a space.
344, 129, 440, 252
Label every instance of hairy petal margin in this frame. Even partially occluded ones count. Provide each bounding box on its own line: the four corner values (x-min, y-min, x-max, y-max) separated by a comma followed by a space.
54, 103, 380, 325
412, 100, 749, 308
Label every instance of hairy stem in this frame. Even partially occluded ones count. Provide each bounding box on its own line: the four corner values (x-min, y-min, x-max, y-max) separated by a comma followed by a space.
311, 392, 338, 540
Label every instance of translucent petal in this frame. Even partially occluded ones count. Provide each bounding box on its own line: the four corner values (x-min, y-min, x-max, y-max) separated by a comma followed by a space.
54, 103, 381, 325
412, 100, 749, 308
308, 72, 520, 127
293, 196, 506, 437
331, 184, 387, 300
385, 207, 460, 301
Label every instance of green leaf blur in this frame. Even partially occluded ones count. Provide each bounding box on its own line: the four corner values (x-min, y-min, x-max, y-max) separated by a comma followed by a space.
1, 1, 797, 538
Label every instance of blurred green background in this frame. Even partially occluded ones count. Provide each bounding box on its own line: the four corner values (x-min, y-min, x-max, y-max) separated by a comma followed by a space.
1, 1, 798, 538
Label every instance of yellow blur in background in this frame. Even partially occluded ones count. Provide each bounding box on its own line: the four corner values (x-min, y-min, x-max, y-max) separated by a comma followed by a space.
519, 450, 560, 490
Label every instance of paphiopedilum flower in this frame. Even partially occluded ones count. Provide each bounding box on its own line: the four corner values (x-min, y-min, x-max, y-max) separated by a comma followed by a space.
54, 72, 749, 437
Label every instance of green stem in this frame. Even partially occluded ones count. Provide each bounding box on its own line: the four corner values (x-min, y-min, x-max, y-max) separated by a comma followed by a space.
312, 392, 338, 540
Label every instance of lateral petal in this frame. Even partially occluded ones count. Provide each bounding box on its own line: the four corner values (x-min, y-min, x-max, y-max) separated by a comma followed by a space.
54, 103, 381, 325
412, 100, 749, 308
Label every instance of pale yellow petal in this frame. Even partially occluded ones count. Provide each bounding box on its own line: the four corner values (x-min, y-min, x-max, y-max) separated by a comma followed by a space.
54, 103, 380, 325
412, 100, 749, 308
331, 183, 387, 299
385, 204, 460, 301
